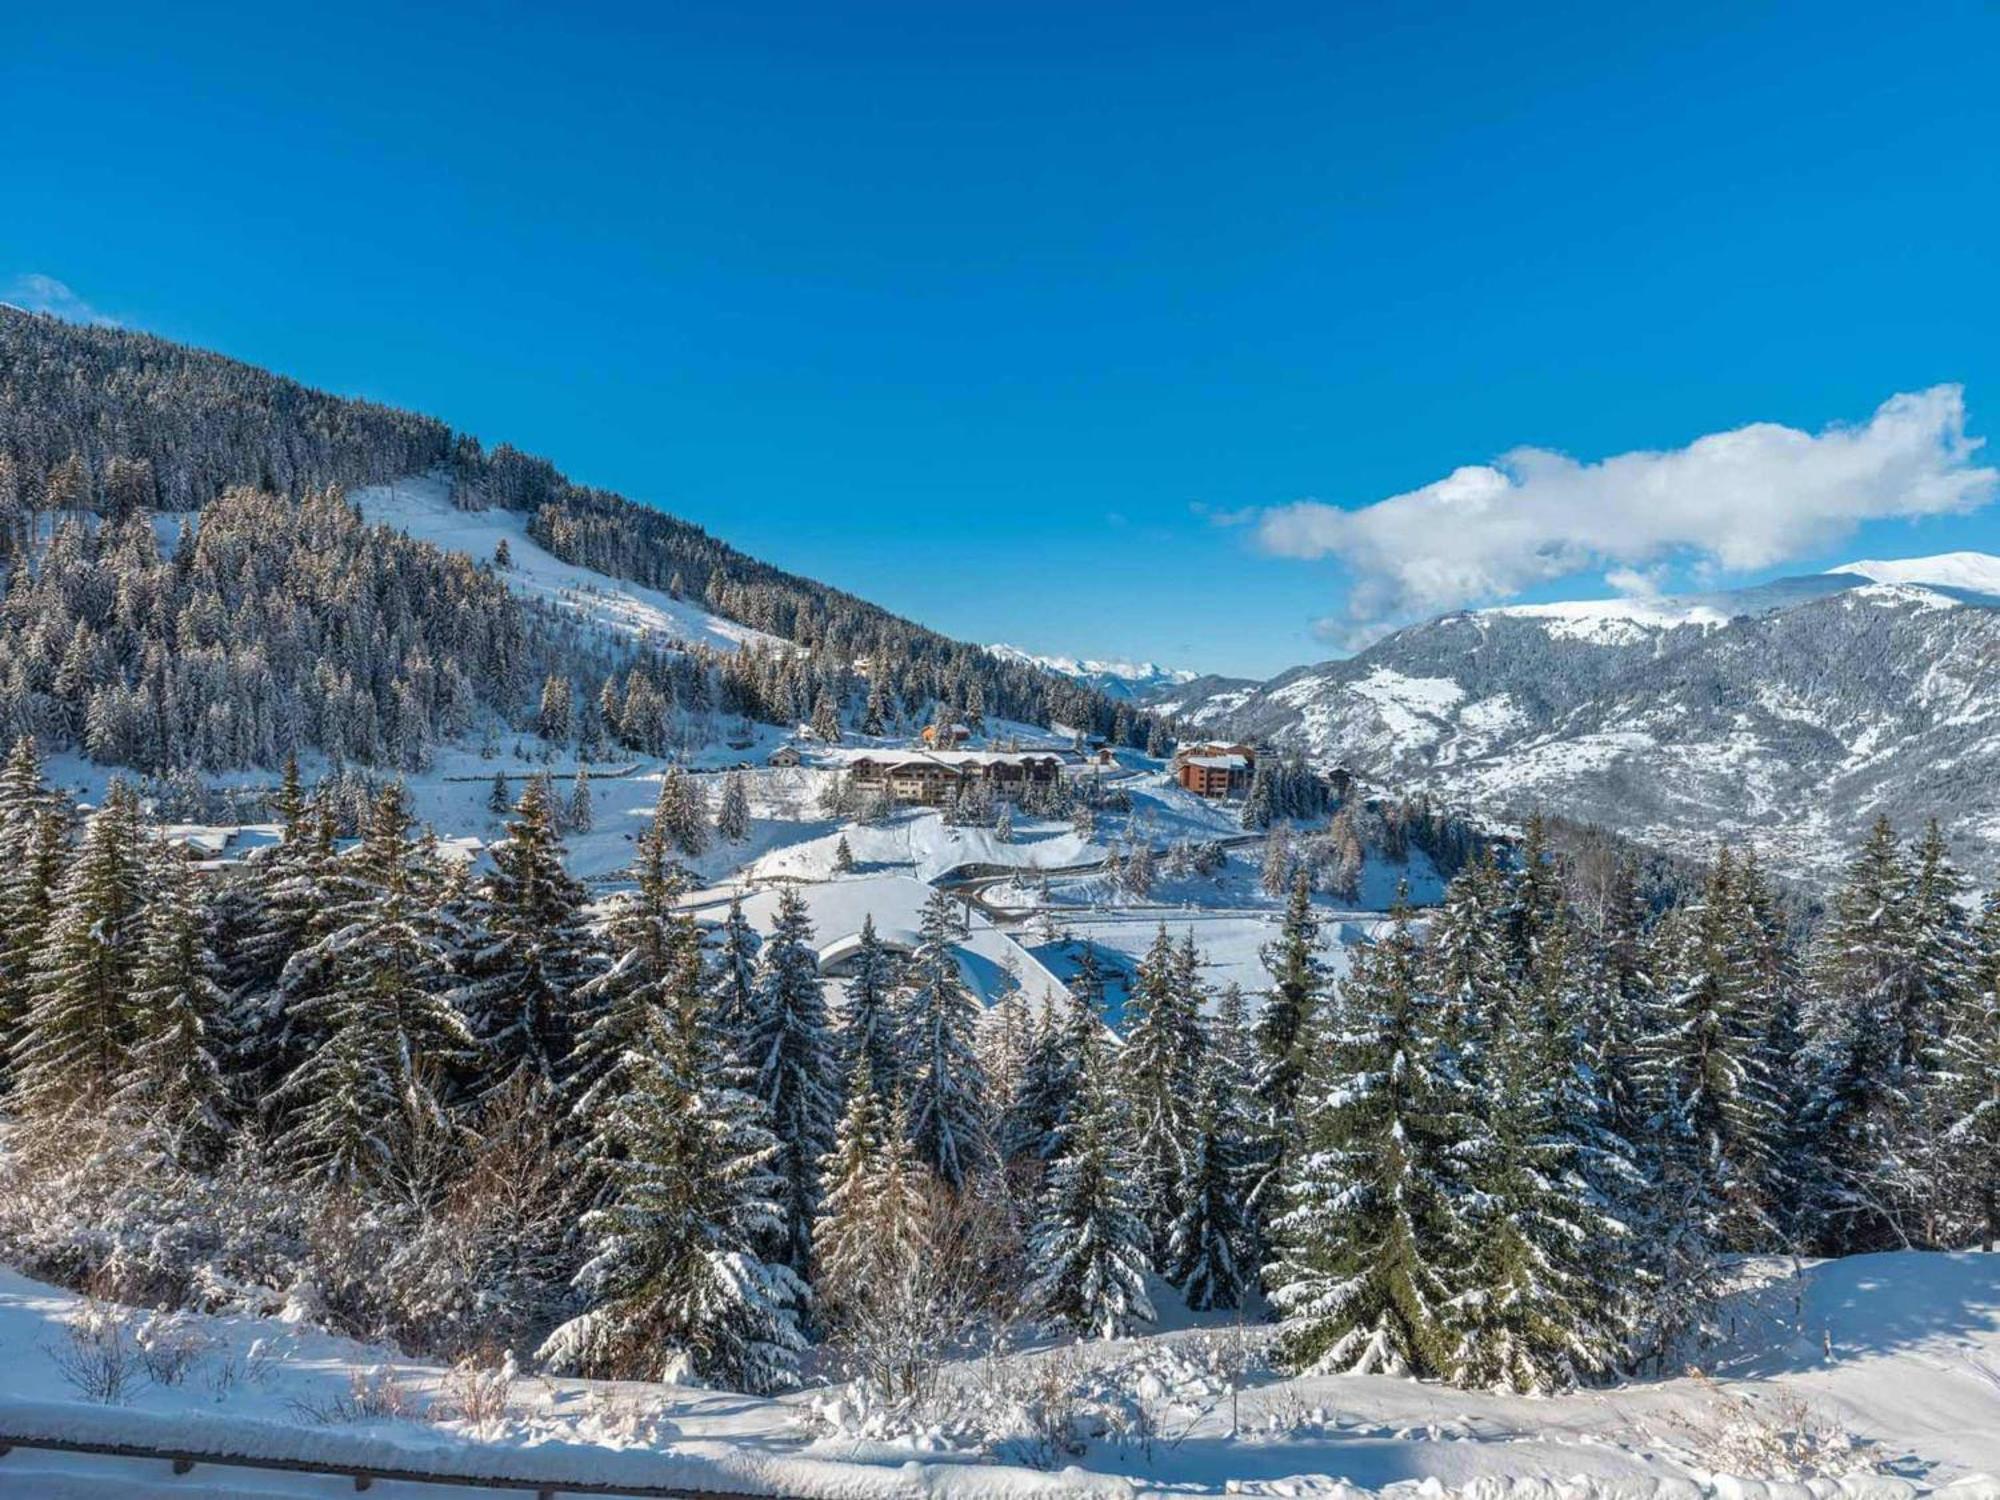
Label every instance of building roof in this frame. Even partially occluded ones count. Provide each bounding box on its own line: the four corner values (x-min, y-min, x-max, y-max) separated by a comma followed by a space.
1185, 754, 1249, 770
682, 873, 1070, 1015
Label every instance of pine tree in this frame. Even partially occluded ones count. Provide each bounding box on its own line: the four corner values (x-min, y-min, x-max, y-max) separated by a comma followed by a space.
571, 812, 693, 1123
488, 772, 510, 816
1800, 817, 1930, 1252
837, 913, 904, 1101
814, 1057, 889, 1306
1267, 901, 1476, 1378
810, 688, 842, 744
0, 739, 66, 1072
1249, 872, 1324, 1233
115, 845, 231, 1169
708, 894, 761, 1069
543, 938, 806, 1391
832, 835, 855, 873
1939, 892, 2000, 1250
1026, 1039, 1154, 1339
812, 1060, 927, 1323
901, 888, 993, 1192
273, 784, 475, 1191
1171, 984, 1257, 1311
999, 993, 1076, 1173
14, 781, 148, 1120
654, 767, 710, 859
716, 771, 751, 843
569, 769, 594, 833
465, 775, 600, 1091
1121, 924, 1206, 1259
1459, 901, 1629, 1393
861, 674, 890, 737
539, 674, 575, 746
1641, 847, 1786, 1253
746, 886, 840, 1271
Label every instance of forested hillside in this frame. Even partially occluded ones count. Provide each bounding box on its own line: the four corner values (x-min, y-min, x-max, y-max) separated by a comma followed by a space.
0, 306, 1161, 774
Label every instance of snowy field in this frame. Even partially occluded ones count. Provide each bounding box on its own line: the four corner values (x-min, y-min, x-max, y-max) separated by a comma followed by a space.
1, 1253, 1996, 1498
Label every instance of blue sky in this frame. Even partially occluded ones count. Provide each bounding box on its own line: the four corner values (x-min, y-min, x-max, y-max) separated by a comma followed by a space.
5, 1, 1998, 678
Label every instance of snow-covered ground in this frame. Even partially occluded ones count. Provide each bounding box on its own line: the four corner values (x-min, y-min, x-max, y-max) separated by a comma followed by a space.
2, 1253, 1996, 1498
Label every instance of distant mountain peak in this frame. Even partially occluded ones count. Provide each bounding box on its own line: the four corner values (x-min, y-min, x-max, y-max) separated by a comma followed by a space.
986, 643, 1198, 701
1831, 551, 2000, 595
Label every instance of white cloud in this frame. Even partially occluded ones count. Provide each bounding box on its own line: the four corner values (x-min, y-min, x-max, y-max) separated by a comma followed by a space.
1256, 386, 1996, 637
0, 274, 119, 327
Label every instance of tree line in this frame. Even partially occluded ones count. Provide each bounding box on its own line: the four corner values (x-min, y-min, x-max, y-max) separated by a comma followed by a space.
0, 307, 1170, 764
0, 728, 1993, 1399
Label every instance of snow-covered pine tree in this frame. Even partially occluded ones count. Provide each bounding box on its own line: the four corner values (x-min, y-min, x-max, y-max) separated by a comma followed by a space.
1171, 980, 1257, 1311
488, 772, 511, 815
544, 937, 806, 1391
746, 885, 840, 1271
570, 810, 693, 1123
1578, 856, 1656, 1163
1904, 820, 1974, 1243
861, 674, 890, 737
812, 1058, 928, 1325
114, 842, 231, 1169
464, 775, 600, 1091
716, 770, 751, 844
1120, 923, 1206, 1260
998, 991, 1075, 1175
539, 674, 575, 747
810, 688, 842, 744
1938, 891, 2000, 1250
837, 913, 904, 1102
569, 768, 593, 833
707, 893, 761, 1071
1267, 897, 1474, 1378
1240, 759, 1276, 830
1639, 847, 1786, 1255
1026, 1035, 1154, 1339
1799, 816, 1931, 1253
13, 780, 148, 1122
653, 766, 710, 859
814, 1055, 889, 1312
0, 740, 67, 1072
901, 887, 993, 1192
272, 783, 475, 1192
1249, 871, 1325, 1234
832, 835, 855, 873
1458, 896, 1629, 1394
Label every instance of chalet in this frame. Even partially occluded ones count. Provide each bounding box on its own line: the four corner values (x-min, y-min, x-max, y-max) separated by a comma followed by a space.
767, 744, 803, 768
920, 722, 973, 748
845, 749, 1063, 806
1173, 741, 1256, 799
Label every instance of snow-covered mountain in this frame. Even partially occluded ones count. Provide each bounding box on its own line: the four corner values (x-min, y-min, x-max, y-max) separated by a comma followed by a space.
1165, 554, 2000, 880
986, 642, 1201, 701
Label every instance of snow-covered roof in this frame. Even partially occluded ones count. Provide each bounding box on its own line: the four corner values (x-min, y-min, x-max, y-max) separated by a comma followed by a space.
684, 874, 1069, 1013
827, 748, 1062, 771
1185, 754, 1248, 770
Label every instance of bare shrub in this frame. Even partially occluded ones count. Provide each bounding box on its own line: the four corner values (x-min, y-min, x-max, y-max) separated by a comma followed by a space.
1659, 1372, 1879, 1480
438, 1347, 518, 1437
202, 1337, 279, 1402
44, 1302, 143, 1403
286, 1365, 429, 1425
134, 1310, 213, 1386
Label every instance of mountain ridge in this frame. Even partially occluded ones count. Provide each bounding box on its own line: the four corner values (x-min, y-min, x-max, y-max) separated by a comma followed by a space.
1167, 554, 2000, 881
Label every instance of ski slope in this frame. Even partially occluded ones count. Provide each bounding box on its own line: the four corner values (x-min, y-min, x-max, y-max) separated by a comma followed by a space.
352, 471, 785, 654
